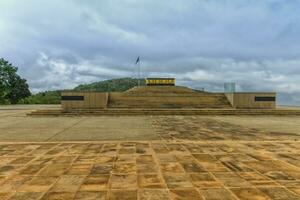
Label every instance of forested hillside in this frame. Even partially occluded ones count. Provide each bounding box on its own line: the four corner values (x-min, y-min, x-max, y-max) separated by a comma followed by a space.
19, 78, 145, 104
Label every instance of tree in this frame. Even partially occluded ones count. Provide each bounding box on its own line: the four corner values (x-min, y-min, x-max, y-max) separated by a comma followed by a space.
0, 58, 31, 104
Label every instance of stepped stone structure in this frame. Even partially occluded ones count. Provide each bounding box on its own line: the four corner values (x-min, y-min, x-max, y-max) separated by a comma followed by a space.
28, 78, 300, 116
108, 86, 232, 109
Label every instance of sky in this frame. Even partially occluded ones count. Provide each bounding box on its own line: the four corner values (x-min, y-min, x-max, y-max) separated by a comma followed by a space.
1, 0, 300, 105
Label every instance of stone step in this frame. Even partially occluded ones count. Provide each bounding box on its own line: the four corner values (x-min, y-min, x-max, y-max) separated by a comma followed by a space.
108, 92, 232, 109
28, 109, 300, 116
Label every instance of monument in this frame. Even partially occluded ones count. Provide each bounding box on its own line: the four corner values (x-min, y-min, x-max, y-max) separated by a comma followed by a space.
58, 78, 276, 110
28, 78, 291, 116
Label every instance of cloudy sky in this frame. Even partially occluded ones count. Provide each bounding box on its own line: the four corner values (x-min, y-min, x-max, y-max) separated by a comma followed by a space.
1, 0, 300, 105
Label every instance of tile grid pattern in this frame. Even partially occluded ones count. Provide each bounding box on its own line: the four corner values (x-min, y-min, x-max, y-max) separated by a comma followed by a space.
0, 141, 299, 200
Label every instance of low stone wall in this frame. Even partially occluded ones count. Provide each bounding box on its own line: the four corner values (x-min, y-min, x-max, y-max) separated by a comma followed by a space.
225, 92, 276, 109
61, 91, 108, 110
60, 90, 276, 110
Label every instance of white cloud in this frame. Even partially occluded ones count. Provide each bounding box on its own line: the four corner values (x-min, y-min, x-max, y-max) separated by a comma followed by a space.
82, 12, 149, 44
1, 0, 300, 105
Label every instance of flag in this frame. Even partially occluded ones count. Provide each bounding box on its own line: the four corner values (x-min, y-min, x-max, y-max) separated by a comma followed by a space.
135, 56, 140, 64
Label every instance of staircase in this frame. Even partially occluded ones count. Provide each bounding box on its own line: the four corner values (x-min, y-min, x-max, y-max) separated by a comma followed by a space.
27, 86, 300, 116
28, 108, 300, 116
108, 86, 232, 109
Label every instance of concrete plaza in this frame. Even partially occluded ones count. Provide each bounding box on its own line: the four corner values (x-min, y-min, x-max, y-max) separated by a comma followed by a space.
0, 105, 299, 199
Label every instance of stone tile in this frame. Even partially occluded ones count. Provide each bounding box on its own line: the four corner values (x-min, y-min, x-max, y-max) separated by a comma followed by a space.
18, 176, 58, 192
45, 148, 65, 156
163, 173, 193, 189
52, 156, 75, 164
119, 148, 136, 154
120, 142, 135, 148
137, 164, 159, 174
19, 164, 45, 175
193, 181, 223, 188
170, 189, 204, 200
288, 187, 300, 196
277, 180, 300, 187
250, 180, 280, 187
74, 191, 107, 200
136, 147, 152, 155
80, 175, 109, 191
74, 156, 95, 164
247, 160, 299, 174
0, 157, 16, 165
183, 144, 204, 154
95, 155, 116, 164
40, 192, 76, 200
198, 162, 229, 172
138, 189, 170, 200
113, 163, 136, 174
188, 172, 222, 188
38, 164, 70, 176
110, 174, 137, 189
264, 171, 296, 181
160, 163, 184, 173
166, 144, 188, 154
192, 154, 218, 163
50, 175, 85, 192
0, 176, 6, 184
152, 145, 170, 154
90, 164, 113, 175
0, 192, 13, 200
189, 173, 215, 182
101, 148, 118, 155
237, 172, 270, 181
156, 154, 177, 163
198, 188, 237, 200
65, 164, 92, 175
0, 165, 19, 176
30, 157, 53, 165
175, 154, 195, 162
136, 155, 154, 164
259, 187, 300, 200
1, 176, 31, 193
285, 171, 300, 180
230, 188, 271, 200
221, 161, 254, 172
137, 174, 165, 188
109, 189, 137, 200
9, 157, 35, 165
213, 172, 252, 188
8, 192, 43, 200
116, 155, 136, 163
179, 161, 206, 173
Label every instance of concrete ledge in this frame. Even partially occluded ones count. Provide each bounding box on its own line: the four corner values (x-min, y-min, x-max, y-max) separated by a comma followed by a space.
28, 108, 300, 116
225, 92, 276, 109
61, 92, 108, 111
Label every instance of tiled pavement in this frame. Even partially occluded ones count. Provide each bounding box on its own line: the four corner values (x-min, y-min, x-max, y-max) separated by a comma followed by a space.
0, 115, 300, 199
0, 141, 299, 200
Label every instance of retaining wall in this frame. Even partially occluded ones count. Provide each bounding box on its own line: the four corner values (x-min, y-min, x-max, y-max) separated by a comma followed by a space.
225, 92, 276, 109
61, 91, 108, 110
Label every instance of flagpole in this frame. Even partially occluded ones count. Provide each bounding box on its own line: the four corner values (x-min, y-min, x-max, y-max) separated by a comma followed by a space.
138, 61, 141, 87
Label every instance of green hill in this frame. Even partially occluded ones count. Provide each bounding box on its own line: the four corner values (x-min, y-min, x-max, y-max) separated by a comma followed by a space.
74, 78, 145, 92
19, 78, 145, 104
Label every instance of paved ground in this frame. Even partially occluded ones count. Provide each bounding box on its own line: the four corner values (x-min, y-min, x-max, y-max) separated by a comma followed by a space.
0, 105, 299, 199
0, 141, 300, 200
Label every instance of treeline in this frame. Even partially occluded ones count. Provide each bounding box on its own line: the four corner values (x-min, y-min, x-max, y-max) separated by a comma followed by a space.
0, 57, 146, 105
20, 78, 145, 104
0, 58, 31, 104
18, 91, 61, 104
